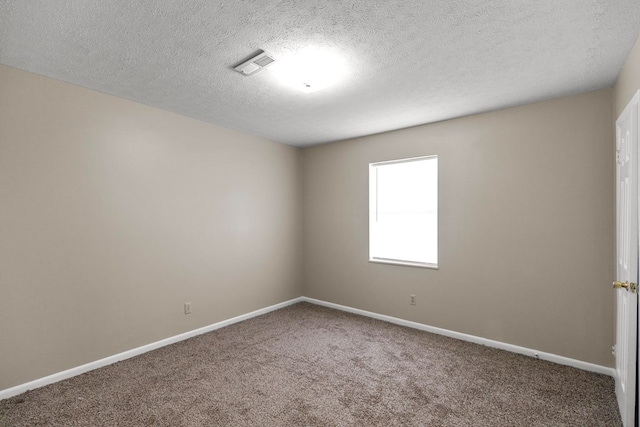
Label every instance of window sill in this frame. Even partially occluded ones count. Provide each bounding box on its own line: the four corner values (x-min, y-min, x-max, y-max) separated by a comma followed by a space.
369, 258, 439, 270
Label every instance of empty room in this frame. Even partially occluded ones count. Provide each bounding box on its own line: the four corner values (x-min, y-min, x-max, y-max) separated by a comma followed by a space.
2, 1, 640, 426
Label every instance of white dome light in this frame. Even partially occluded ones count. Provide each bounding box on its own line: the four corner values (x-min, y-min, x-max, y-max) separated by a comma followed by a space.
272, 47, 347, 93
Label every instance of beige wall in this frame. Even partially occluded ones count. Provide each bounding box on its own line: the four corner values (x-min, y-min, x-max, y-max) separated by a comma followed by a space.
615, 35, 640, 117
4, 39, 634, 390
0, 64, 303, 390
303, 89, 615, 366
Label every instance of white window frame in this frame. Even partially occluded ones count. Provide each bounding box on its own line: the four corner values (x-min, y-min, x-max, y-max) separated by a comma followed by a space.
369, 155, 438, 269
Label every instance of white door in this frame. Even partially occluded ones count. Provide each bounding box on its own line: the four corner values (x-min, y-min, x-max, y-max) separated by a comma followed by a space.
615, 90, 639, 427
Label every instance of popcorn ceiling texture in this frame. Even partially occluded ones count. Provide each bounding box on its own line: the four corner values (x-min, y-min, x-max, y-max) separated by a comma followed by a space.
0, 1, 638, 146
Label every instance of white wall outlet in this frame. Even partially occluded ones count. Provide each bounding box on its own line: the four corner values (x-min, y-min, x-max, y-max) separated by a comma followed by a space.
410, 294, 416, 305
184, 302, 192, 315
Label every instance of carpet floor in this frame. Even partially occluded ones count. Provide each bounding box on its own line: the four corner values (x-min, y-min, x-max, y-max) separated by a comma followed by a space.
0, 302, 621, 426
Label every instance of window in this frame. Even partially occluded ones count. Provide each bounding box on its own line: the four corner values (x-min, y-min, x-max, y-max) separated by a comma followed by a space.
369, 156, 438, 268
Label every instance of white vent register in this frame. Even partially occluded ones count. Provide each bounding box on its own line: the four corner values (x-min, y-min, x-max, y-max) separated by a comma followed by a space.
233, 51, 275, 76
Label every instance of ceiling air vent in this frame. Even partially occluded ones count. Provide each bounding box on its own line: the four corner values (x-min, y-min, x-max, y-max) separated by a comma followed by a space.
233, 50, 275, 76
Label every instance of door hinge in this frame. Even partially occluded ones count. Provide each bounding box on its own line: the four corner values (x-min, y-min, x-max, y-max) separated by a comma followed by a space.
616, 150, 621, 165
612, 345, 616, 356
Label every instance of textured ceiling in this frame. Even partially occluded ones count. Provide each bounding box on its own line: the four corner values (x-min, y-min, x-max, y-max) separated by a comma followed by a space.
1, 1, 639, 147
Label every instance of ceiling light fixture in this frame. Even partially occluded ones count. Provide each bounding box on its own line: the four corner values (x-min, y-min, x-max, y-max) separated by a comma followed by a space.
233, 50, 275, 76
272, 47, 347, 93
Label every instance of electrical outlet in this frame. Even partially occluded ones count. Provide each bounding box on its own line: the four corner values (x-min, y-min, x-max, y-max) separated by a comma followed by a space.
410, 294, 416, 305
184, 302, 192, 315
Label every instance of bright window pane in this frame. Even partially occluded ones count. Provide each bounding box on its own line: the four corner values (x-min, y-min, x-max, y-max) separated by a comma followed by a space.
369, 156, 438, 267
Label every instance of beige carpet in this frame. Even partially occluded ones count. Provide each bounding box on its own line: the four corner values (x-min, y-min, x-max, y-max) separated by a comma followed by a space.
0, 302, 621, 426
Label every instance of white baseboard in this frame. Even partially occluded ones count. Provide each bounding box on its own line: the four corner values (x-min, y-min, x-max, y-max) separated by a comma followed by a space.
0, 297, 304, 401
0, 295, 614, 401
302, 297, 616, 378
